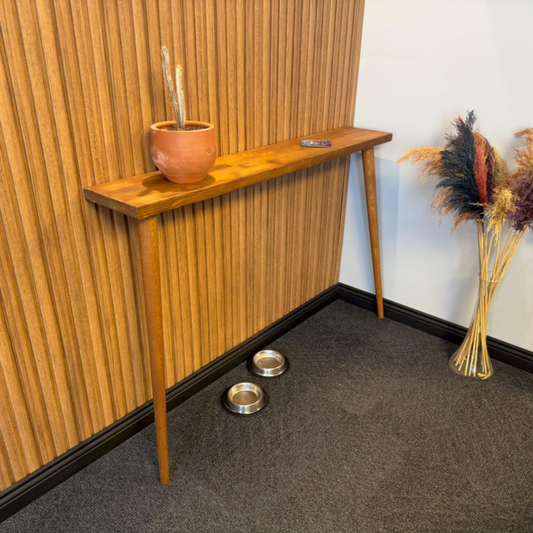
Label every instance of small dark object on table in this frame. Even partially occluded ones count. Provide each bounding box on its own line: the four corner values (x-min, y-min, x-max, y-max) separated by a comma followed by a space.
301, 139, 332, 148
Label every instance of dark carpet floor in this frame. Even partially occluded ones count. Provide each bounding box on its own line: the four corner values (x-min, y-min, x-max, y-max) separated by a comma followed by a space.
1, 301, 532, 533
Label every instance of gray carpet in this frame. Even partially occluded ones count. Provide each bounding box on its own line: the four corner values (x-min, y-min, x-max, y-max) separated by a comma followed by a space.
1, 301, 532, 533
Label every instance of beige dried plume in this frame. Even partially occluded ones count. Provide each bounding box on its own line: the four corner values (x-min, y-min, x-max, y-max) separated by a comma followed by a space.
485, 186, 516, 236
396, 147, 443, 182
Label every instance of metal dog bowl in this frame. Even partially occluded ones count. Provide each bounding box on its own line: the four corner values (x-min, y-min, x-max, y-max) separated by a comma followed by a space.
248, 350, 289, 378
222, 382, 267, 415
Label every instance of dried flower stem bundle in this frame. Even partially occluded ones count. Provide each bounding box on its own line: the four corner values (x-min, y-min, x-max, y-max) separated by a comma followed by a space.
450, 223, 525, 378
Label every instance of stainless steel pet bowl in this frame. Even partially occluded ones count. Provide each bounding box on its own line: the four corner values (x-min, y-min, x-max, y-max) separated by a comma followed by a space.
248, 350, 289, 378
222, 382, 267, 415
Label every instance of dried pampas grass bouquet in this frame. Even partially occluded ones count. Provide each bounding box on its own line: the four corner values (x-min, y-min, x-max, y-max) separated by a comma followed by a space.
398, 112, 533, 379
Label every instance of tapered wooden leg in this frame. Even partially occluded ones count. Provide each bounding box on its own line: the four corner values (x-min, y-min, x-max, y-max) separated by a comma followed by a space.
138, 216, 169, 484
361, 148, 384, 319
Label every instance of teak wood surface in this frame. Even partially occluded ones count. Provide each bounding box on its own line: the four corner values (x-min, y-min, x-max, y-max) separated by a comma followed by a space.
84, 127, 391, 219
137, 217, 169, 484
0, 0, 371, 491
362, 149, 384, 319
85, 127, 392, 483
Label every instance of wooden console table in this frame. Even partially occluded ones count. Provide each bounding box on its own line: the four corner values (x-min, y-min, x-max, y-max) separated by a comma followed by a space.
84, 126, 392, 484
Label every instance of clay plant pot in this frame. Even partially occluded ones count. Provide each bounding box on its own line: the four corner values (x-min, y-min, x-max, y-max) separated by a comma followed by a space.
150, 120, 216, 184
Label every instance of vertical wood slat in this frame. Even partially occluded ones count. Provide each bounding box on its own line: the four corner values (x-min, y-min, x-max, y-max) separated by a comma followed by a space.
0, 0, 365, 491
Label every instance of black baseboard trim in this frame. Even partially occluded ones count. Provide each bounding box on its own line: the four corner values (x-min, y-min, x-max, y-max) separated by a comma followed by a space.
0, 285, 337, 523
337, 283, 533, 374
3, 282, 531, 522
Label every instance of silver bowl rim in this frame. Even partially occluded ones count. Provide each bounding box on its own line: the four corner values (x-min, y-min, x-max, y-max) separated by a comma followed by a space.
221, 382, 268, 416
247, 349, 289, 378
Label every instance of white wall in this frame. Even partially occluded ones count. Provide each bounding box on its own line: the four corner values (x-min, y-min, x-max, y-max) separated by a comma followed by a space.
340, 0, 533, 350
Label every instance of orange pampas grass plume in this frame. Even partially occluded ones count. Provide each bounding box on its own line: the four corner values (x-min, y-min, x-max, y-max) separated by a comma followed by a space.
474, 144, 488, 204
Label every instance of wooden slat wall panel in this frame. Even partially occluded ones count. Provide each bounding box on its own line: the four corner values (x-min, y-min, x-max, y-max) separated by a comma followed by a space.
0, 0, 365, 490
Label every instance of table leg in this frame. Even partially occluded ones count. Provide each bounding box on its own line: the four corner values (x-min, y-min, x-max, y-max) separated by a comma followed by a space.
361, 148, 384, 319
137, 216, 170, 484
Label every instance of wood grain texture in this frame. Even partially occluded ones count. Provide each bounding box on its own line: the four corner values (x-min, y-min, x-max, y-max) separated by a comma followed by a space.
84, 127, 391, 219
137, 217, 169, 484
362, 148, 384, 319
0, 0, 366, 490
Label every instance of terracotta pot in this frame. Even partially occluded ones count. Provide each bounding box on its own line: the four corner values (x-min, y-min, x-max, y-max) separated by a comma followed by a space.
150, 120, 216, 184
